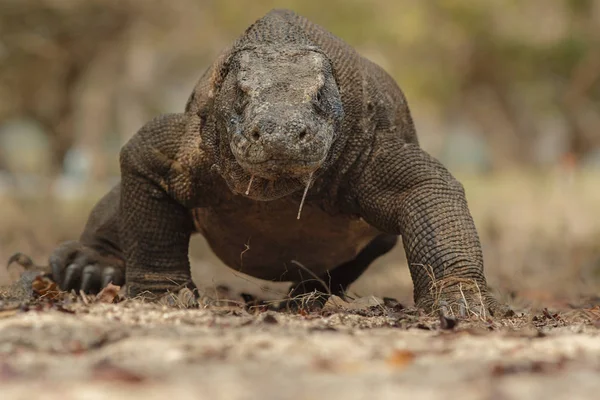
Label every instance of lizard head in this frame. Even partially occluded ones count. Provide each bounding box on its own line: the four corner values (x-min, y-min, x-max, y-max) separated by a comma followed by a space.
212, 46, 344, 200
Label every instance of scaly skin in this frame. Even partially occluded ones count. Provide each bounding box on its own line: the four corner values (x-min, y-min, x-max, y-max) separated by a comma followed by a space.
48, 9, 511, 317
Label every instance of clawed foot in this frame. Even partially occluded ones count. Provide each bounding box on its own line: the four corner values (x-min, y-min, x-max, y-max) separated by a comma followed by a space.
48, 241, 200, 308
415, 279, 513, 319
127, 279, 201, 308
49, 241, 125, 294
156, 286, 200, 308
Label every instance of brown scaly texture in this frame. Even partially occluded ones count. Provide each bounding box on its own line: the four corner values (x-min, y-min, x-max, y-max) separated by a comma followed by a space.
46, 9, 511, 317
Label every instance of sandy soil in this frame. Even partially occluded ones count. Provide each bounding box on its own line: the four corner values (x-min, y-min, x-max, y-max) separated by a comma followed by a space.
0, 290, 599, 400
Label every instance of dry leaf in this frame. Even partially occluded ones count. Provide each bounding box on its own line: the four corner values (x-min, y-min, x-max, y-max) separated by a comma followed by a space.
262, 313, 279, 324
92, 362, 145, 383
491, 358, 568, 376
386, 349, 416, 368
0, 308, 19, 319
322, 295, 352, 311
95, 283, 122, 304
31, 275, 63, 300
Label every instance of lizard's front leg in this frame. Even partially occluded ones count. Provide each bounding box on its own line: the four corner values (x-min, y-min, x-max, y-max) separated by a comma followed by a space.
119, 171, 194, 297
351, 137, 512, 318
118, 113, 211, 298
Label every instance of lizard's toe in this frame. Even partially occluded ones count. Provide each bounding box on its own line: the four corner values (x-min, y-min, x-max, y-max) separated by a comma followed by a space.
157, 285, 201, 309
63, 263, 84, 291
101, 266, 123, 289
49, 241, 125, 294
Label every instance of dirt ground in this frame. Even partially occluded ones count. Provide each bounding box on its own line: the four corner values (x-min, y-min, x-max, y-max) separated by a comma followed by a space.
0, 295, 599, 400
1, 170, 600, 399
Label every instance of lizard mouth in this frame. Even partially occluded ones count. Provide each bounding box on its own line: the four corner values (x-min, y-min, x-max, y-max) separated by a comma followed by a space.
237, 170, 316, 219
236, 158, 324, 181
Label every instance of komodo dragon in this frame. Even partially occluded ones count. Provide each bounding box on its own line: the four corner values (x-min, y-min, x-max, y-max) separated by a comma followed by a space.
47, 9, 510, 316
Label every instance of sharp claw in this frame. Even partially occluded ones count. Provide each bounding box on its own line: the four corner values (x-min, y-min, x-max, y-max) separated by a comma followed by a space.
80, 265, 98, 293
112, 267, 124, 286
178, 288, 199, 308
50, 260, 63, 285
439, 300, 450, 316
7, 252, 32, 270
101, 267, 116, 288
62, 263, 82, 291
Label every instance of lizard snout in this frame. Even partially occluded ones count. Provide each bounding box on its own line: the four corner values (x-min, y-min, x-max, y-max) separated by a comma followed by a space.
232, 110, 329, 179
247, 116, 313, 147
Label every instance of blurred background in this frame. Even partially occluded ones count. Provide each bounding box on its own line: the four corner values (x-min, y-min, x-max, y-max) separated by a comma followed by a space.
0, 0, 599, 307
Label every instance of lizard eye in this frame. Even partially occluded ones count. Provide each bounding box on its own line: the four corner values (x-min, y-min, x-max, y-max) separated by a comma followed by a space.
234, 94, 248, 115
313, 88, 326, 114
315, 85, 328, 104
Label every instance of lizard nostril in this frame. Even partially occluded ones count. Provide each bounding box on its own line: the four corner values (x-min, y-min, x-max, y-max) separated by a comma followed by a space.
298, 127, 308, 141
250, 127, 261, 141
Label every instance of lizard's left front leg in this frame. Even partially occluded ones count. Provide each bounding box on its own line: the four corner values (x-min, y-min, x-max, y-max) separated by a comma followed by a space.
119, 113, 211, 298
351, 138, 512, 318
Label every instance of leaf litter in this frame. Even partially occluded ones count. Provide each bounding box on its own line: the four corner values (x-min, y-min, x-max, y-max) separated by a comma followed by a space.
1, 267, 600, 399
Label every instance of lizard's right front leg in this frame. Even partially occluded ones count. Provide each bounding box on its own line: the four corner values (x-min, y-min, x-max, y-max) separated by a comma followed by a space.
119, 159, 195, 297
49, 113, 211, 298
118, 113, 210, 298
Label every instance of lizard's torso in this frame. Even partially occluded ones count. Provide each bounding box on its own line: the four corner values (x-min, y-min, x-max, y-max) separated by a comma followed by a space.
191, 191, 380, 282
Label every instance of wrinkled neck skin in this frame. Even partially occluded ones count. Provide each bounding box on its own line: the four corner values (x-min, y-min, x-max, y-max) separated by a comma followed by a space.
207, 44, 346, 203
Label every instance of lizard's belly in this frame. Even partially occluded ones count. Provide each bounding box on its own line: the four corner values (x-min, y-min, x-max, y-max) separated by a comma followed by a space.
192, 197, 380, 282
